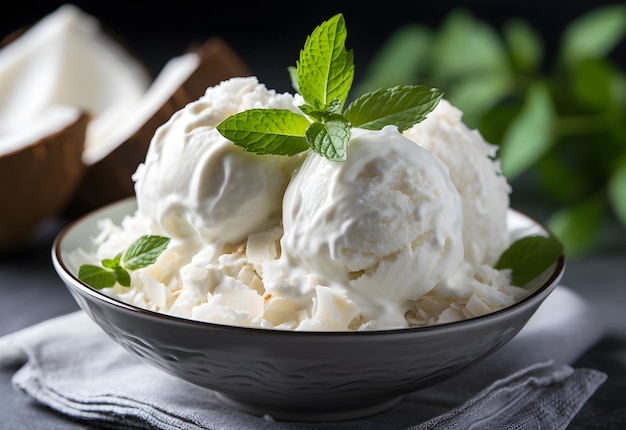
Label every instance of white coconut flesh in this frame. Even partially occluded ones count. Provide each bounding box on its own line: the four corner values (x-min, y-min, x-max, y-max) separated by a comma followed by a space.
0, 4, 151, 162
0, 104, 84, 157
0, 4, 251, 248
84, 52, 201, 165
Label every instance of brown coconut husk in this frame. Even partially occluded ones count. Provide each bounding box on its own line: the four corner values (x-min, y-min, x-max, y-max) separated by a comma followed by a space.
0, 112, 89, 253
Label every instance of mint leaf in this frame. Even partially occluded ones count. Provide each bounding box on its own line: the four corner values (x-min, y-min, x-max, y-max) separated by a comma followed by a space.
78, 265, 116, 290
344, 85, 444, 131
325, 98, 342, 115
122, 235, 171, 270
217, 109, 311, 156
495, 235, 564, 287
306, 116, 351, 161
300, 99, 342, 122
113, 266, 131, 287
216, 14, 442, 162
101, 254, 120, 269
299, 104, 325, 122
297, 13, 354, 111
78, 235, 170, 290
288, 65, 299, 93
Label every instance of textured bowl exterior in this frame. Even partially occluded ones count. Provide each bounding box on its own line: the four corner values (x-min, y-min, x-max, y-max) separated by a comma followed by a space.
52, 198, 565, 421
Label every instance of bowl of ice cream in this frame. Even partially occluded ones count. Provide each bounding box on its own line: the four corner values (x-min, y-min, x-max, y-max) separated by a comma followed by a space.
53, 197, 564, 422
52, 75, 565, 422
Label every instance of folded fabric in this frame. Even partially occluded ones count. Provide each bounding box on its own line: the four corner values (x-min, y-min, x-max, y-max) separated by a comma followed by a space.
0, 286, 607, 430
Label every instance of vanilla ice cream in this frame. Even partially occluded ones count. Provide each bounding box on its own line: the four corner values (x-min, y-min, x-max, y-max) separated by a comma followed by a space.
403, 100, 511, 266
254, 126, 463, 329
263, 126, 464, 327
133, 77, 303, 248
68, 77, 527, 332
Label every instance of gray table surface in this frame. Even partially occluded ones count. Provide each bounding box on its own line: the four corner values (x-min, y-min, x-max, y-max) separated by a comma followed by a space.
1, 197, 626, 429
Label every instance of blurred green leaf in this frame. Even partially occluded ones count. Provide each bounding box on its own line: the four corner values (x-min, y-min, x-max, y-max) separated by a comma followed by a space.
355, 24, 432, 95
504, 18, 543, 74
358, 5, 626, 257
495, 235, 564, 287
535, 149, 595, 203
548, 198, 605, 257
432, 9, 510, 80
572, 59, 616, 109
605, 71, 626, 141
77, 265, 116, 290
560, 4, 626, 66
447, 74, 514, 127
478, 103, 521, 145
500, 82, 555, 179
608, 157, 626, 226
345, 85, 443, 131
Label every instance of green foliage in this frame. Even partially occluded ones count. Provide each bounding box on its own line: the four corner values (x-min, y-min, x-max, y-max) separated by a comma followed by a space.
217, 109, 311, 156
297, 13, 354, 111
356, 4, 626, 257
344, 85, 443, 131
217, 13, 443, 162
495, 235, 564, 287
78, 235, 170, 290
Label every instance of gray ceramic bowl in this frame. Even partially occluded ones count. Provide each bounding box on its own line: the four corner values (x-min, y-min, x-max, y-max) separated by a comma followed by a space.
52, 197, 565, 422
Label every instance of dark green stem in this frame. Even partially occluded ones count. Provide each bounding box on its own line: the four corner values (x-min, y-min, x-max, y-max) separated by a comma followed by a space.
554, 115, 605, 136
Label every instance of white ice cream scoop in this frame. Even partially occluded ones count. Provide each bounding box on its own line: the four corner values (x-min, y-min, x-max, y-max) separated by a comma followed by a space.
133, 77, 303, 246
404, 100, 511, 265
279, 125, 464, 304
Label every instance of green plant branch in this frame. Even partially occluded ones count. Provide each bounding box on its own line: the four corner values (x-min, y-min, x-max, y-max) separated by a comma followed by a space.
358, 4, 626, 257
554, 115, 607, 136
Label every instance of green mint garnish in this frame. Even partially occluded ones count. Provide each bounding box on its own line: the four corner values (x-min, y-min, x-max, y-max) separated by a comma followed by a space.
495, 235, 564, 287
215, 109, 310, 156
122, 235, 171, 270
306, 115, 351, 160
297, 13, 354, 112
344, 85, 444, 131
78, 235, 170, 290
216, 13, 443, 161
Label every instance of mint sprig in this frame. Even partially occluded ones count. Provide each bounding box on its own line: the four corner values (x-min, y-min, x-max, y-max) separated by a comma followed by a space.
495, 234, 564, 287
298, 13, 354, 112
216, 13, 444, 161
215, 109, 310, 156
78, 235, 170, 290
344, 85, 444, 131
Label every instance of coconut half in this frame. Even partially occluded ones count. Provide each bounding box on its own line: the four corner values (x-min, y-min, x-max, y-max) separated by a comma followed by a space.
0, 106, 88, 253
0, 4, 250, 250
71, 36, 251, 213
0, 4, 150, 251
0, 5, 152, 142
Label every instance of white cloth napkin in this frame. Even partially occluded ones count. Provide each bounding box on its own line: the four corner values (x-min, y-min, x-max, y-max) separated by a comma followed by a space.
0, 286, 607, 430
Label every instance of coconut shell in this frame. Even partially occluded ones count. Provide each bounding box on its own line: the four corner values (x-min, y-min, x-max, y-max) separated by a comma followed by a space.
67, 37, 251, 216
0, 112, 88, 254
0, 26, 26, 48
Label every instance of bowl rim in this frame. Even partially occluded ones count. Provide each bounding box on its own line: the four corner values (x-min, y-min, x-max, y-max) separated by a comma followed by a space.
52, 197, 566, 338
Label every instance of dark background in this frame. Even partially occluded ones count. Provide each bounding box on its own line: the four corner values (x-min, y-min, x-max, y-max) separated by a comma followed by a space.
2, 1, 624, 94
